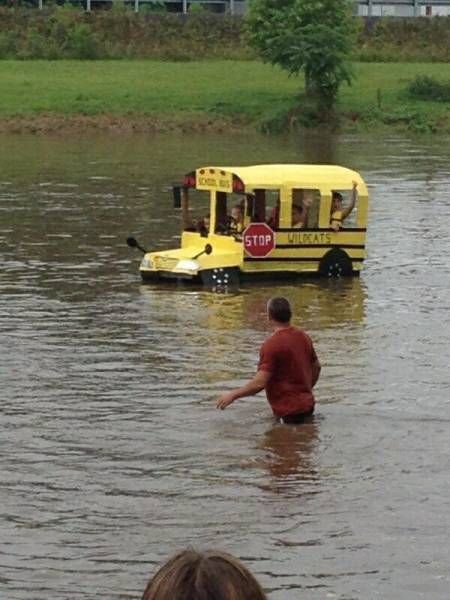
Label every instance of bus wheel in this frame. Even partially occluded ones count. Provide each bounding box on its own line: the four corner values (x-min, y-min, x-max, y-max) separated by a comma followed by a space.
319, 249, 353, 278
201, 267, 240, 290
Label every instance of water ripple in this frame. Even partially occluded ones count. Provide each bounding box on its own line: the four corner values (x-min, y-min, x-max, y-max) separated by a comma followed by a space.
1, 132, 450, 600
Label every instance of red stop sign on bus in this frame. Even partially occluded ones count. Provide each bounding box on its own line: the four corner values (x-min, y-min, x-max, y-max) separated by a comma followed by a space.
243, 222, 275, 257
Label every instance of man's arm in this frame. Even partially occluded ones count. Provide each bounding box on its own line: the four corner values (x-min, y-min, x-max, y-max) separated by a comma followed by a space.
342, 180, 358, 220
216, 370, 271, 410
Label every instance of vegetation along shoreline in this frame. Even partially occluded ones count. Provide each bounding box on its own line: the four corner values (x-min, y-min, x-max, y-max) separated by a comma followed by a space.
1, 59, 449, 135
0, 8, 449, 135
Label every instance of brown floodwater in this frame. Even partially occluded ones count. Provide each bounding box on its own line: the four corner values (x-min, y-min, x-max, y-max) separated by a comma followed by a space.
1, 131, 449, 600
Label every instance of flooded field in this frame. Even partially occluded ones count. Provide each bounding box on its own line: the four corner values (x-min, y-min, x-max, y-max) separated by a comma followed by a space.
1, 131, 449, 599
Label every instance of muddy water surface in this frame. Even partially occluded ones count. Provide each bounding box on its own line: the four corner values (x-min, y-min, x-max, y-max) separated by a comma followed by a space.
1, 132, 449, 599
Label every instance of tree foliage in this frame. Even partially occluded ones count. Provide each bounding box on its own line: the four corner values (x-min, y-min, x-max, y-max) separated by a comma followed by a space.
246, 0, 357, 115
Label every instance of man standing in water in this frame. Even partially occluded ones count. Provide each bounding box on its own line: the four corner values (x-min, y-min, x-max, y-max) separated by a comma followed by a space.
216, 297, 321, 424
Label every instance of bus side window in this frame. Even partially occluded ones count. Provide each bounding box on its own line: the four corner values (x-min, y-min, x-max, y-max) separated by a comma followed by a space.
331, 188, 357, 228
265, 189, 280, 229
215, 191, 228, 233
292, 189, 320, 228
253, 189, 266, 222
306, 190, 320, 228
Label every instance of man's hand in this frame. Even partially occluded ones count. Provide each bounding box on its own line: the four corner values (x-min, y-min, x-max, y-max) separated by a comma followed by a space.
216, 371, 270, 411
216, 392, 236, 410
352, 180, 358, 190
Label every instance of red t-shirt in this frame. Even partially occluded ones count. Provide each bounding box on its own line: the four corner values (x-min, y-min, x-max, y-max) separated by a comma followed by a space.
258, 326, 318, 418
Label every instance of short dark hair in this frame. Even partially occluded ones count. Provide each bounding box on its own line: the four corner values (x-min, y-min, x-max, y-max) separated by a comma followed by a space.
332, 191, 343, 202
267, 297, 292, 323
142, 549, 267, 600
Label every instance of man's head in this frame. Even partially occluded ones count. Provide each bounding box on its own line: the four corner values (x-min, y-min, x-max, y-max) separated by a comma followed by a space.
267, 297, 292, 324
332, 191, 343, 212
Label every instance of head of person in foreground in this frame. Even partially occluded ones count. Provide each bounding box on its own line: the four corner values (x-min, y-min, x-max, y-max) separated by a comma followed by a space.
141, 548, 267, 600
266, 296, 292, 325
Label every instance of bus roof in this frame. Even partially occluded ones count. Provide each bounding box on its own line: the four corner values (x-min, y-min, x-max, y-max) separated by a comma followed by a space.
194, 164, 367, 194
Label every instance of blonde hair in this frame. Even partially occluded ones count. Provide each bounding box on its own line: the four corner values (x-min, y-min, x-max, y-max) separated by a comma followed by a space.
142, 549, 267, 600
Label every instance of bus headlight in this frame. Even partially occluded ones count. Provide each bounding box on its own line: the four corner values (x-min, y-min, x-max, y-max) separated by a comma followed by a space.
176, 259, 199, 273
140, 257, 153, 269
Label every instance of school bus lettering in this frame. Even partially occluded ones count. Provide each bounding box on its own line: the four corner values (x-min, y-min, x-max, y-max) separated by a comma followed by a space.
198, 177, 223, 187
287, 232, 332, 245
198, 178, 228, 188
196, 170, 233, 192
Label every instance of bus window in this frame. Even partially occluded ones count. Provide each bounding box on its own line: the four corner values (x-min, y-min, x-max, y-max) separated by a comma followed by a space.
265, 190, 281, 229
212, 190, 285, 234
292, 189, 320, 228
251, 189, 266, 222
182, 187, 210, 233
214, 191, 246, 235
215, 191, 228, 232
331, 187, 357, 229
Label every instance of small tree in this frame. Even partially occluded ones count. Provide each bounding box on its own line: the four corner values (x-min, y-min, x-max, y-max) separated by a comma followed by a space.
246, 0, 356, 118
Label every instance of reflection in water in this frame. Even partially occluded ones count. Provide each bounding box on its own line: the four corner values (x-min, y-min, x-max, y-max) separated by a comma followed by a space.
139, 277, 367, 335
1, 132, 450, 600
136, 280, 367, 404
301, 129, 339, 165
259, 419, 320, 489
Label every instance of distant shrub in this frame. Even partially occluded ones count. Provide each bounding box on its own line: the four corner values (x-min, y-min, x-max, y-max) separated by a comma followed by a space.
17, 27, 60, 59
0, 8, 449, 62
67, 23, 99, 59
189, 2, 206, 13
355, 16, 450, 63
407, 75, 450, 102
139, 1, 167, 13
0, 31, 16, 58
22, 29, 47, 58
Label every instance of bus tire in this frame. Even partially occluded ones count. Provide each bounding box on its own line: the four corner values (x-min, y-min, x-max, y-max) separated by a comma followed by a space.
201, 267, 240, 290
319, 249, 353, 278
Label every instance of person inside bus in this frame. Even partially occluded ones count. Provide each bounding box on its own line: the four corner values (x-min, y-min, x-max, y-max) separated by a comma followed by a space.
228, 204, 244, 234
292, 204, 305, 228
291, 195, 313, 228
196, 214, 210, 237
330, 180, 358, 231
267, 196, 280, 229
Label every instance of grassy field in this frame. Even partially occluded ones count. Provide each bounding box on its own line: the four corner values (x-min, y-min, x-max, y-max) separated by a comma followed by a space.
0, 60, 449, 133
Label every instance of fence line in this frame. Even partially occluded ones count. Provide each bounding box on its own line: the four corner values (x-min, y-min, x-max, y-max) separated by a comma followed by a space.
27, 0, 450, 15
360, 0, 450, 16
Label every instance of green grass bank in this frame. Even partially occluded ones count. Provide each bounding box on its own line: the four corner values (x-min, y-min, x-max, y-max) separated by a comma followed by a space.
0, 60, 449, 134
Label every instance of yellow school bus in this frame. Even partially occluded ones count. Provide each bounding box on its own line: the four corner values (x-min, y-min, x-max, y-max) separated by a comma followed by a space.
127, 164, 368, 286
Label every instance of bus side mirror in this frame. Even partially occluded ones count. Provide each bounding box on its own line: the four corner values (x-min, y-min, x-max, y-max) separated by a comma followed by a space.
173, 186, 182, 208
